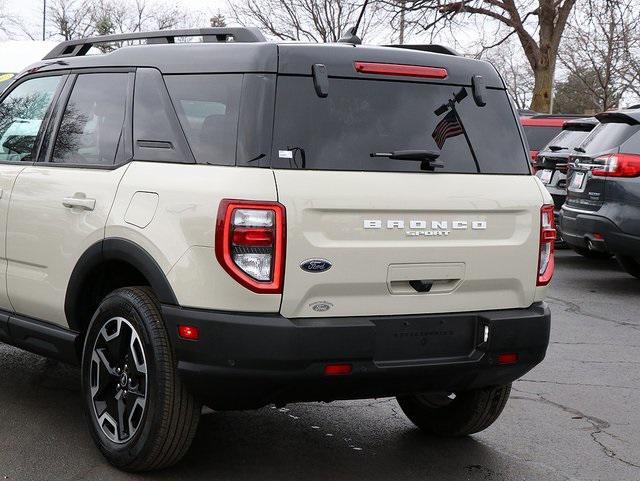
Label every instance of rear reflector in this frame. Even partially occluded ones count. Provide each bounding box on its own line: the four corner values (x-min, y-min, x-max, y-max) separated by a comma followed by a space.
324, 364, 353, 376
537, 204, 556, 286
354, 61, 448, 79
496, 353, 518, 365
178, 325, 200, 341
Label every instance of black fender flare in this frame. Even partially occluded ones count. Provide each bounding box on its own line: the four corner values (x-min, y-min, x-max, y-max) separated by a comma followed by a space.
65, 238, 178, 331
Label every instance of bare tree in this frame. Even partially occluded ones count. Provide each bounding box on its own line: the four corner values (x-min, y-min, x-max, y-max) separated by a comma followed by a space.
559, 0, 640, 111
229, 0, 385, 42
477, 39, 534, 109
47, 0, 202, 40
48, 0, 97, 40
0, 0, 32, 38
394, 0, 578, 112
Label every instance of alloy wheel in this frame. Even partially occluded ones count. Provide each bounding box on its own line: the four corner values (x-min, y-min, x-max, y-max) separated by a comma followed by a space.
90, 317, 148, 444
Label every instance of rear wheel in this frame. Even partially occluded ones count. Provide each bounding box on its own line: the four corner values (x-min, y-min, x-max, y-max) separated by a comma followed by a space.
616, 255, 640, 279
397, 384, 511, 436
81, 287, 200, 471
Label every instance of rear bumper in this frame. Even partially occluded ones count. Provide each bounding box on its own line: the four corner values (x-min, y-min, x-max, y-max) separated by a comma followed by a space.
559, 207, 640, 257
162, 303, 550, 410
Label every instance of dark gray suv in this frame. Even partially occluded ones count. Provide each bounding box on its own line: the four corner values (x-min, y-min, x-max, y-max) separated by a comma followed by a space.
559, 109, 640, 277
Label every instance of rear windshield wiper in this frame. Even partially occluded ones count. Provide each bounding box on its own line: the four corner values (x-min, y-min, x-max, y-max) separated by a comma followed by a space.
370, 150, 443, 171
548, 145, 566, 152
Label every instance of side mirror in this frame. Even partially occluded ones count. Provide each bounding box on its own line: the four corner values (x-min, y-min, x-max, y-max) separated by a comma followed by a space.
472, 75, 487, 107
312, 64, 329, 98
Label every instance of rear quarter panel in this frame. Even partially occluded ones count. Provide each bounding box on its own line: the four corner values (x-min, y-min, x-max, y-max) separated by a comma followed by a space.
106, 162, 280, 312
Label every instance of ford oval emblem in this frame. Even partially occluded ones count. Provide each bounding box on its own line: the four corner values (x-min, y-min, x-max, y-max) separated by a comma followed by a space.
300, 258, 332, 273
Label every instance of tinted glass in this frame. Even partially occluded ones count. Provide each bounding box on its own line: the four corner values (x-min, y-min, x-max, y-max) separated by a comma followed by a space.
0, 76, 61, 162
541, 128, 592, 152
52, 73, 128, 165
271, 76, 529, 174
523, 125, 563, 151
165, 74, 242, 166
577, 122, 640, 155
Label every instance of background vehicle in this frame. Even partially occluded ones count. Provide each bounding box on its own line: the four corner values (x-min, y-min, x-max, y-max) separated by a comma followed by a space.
520, 113, 585, 165
0, 28, 553, 471
535, 117, 598, 247
560, 109, 640, 274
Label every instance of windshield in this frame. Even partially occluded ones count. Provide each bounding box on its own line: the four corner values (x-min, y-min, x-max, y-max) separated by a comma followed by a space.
271, 76, 529, 174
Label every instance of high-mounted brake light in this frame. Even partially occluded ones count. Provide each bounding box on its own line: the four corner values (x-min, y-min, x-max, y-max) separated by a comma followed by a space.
215, 199, 286, 294
537, 204, 556, 286
592, 153, 640, 178
354, 61, 448, 79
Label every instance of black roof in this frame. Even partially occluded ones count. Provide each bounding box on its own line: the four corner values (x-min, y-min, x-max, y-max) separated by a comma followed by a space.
25, 28, 505, 88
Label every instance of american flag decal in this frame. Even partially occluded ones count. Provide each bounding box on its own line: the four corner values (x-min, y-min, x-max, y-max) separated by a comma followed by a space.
431, 110, 464, 149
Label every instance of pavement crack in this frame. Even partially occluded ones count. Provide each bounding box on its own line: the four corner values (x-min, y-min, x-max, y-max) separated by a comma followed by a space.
518, 378, 640, 392
512, 387, 640, 469
547, 296, 640, 331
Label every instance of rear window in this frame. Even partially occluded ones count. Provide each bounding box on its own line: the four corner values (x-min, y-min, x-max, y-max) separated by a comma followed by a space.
577, 122, 640, 155
541, 127, 593, 152
271, 76, 529, 174
523, 125, 563, 151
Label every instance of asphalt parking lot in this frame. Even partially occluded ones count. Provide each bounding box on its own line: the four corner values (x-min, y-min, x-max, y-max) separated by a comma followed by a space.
0, 250, 638, 481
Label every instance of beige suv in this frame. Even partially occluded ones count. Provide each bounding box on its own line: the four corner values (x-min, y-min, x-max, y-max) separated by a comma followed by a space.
0, 28, 554, 471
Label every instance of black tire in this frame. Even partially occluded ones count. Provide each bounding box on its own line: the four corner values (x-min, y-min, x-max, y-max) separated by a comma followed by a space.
616, 255, 640, 279
81, 286, 200, 472
571, 246, 611, 259
397, 384, 511, 437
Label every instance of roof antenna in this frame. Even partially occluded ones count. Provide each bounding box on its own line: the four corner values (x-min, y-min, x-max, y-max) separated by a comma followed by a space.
338, 0, 370, 45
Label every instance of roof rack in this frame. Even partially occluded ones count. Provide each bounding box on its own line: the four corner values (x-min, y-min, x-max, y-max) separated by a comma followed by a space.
383, 44, 460, 56
43, 27, 266, 60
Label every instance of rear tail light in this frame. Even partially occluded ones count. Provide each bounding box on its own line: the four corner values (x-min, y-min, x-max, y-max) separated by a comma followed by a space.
592, 153, 640, 177
216, 199, 286, 293
354, 61, 448, 79
537, 204, 556, 286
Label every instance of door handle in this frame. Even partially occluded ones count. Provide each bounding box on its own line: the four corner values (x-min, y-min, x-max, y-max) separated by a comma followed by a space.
62, 195, 96, 211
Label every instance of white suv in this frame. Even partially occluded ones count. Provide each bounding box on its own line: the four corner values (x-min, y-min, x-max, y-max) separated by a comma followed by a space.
0, 28, 554, 471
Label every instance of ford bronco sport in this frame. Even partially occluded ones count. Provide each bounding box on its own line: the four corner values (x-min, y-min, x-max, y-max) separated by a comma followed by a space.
0, 28, 553, 471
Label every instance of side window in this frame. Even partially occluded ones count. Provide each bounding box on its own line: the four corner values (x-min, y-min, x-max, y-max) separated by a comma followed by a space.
164, 74, 242, 165
0, 76, 62, 162
52, 73, 128, 166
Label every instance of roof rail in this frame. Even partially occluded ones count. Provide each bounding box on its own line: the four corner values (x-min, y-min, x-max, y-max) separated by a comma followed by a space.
43, 27, 266, 60
383, 44, 460, 56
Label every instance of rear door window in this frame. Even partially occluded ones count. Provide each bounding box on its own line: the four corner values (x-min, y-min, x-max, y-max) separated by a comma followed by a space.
271, 76, 529, 174
164, 74, 242, 166
52, 73, 128, 166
